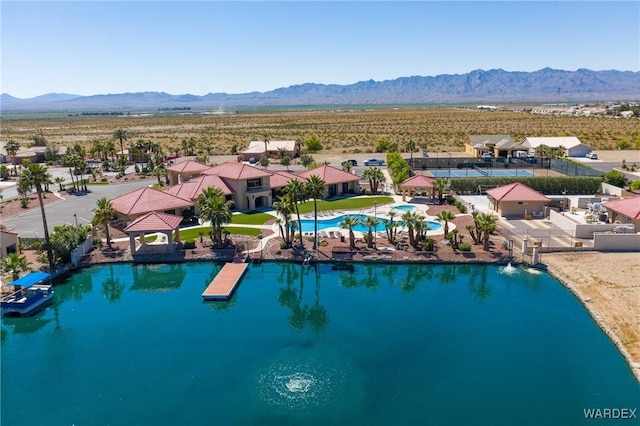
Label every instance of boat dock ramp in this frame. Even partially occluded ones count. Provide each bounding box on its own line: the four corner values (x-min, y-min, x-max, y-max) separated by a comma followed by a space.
201, 263, 249, 301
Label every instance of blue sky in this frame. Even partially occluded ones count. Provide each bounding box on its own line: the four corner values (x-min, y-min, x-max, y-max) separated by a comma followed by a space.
1, 1, 638, 98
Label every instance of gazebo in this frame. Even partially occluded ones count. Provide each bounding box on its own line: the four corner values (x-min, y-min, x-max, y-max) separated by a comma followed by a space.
399, 175, 436, 201
123, 212, 183, 256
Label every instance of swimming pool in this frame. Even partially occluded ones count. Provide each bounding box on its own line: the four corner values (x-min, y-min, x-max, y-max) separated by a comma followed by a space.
298, 213, 441, 233
390, 204, 416, 212
2, 262, 637, 425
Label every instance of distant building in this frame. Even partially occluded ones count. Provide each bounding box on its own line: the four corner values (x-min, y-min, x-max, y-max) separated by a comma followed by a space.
522, 136, 591, 157
466, 135, 527, 158
241, 140, 299, 161
299, 165, 360, 198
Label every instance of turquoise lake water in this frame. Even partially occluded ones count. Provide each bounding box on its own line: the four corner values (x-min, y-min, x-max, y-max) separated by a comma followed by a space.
299, 214, 441, 233
2, 262, 638, 426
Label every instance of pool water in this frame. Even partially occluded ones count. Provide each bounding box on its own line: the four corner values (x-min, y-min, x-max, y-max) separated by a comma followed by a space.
2, 262, 638, 426
299, 213, 441, 233
391, 204, 416, 212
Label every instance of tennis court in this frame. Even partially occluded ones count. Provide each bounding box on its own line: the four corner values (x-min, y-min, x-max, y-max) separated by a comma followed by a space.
430, 169, 534, 178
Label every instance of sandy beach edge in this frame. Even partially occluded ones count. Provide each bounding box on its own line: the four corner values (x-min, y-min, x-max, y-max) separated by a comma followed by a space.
543, 260, 640, 384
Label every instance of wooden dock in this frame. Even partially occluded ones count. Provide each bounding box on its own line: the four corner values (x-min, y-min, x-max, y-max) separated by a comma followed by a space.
202, 263, 249, 301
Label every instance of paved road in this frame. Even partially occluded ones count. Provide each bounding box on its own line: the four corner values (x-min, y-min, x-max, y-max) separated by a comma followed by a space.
2, 179, 155, 238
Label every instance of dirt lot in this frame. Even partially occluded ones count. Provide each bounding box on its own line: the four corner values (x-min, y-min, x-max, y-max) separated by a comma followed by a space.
542, 252, 640, 382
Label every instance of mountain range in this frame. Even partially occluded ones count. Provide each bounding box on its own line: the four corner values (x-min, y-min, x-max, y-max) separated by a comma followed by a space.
2, 68, 638, 112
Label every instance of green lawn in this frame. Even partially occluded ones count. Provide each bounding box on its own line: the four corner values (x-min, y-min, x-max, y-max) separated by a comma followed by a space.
296, 196, 394, 214
222, 226, 262, 236
230, 211, 274, 225
177, 225, 262, 242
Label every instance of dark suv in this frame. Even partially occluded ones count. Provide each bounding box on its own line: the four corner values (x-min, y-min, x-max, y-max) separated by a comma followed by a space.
342, 159, 358, 167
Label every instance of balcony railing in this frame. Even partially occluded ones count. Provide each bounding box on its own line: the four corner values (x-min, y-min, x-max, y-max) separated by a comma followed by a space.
246, 185, 270, 193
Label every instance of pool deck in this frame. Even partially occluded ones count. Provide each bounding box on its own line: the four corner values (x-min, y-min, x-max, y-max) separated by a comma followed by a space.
202, 263, 249, 301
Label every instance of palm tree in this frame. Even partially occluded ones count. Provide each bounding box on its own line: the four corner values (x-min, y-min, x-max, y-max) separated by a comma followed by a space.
413, 217, 430, 243
405, 140, 417, 168
383, 210, 399, 244
104, 140, 117, 163
262, 133, 271, 158
339, 216, 360, 249
363, 215, 380, 248
273, 193, 295, 246
362, 167, 385, 194
20, 164, 54, 269
113, 128, 129, 155
54, 176, 66, 192
401, 211, 419, 247
294, 138, 303, 158
535, 144, 551, 166
283, 179, 305, 248
89, 139, 105, 161
93, 198, 116, 248
5, 140, 21, 177
305, 175, 326, 250
1, 252, 32, 282
152, 163, 167, 185
197, 187, 234, 249
434, 178, 450, 203
436, 210, 456, 237
61, 152, 80, 192
475, 212, 498, 250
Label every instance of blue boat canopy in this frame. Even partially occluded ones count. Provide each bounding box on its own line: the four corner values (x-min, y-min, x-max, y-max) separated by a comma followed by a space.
10, 271, 51, 288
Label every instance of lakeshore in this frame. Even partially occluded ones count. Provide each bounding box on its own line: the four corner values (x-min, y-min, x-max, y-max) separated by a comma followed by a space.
2, 179, 639, 383
542, 252, 640, 382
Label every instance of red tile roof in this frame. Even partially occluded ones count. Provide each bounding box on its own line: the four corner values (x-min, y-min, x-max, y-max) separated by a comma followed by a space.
166, 159, 210, 174
164, 175, 234, 200
269, 170, 307, 188
299, 164, 360, 185
202, 161, 272, 180
603, 196, 640, 219
400, 174, 436, 188
486, 182, 551, 202
111, 187, 194, 216
124, 212, 183, 232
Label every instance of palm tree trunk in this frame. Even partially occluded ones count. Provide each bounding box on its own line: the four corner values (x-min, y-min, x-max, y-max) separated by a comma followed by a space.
313, 199, 318, 250
104, 219, 112, 247
36, 188, 54, 269
295, 206, 304, 249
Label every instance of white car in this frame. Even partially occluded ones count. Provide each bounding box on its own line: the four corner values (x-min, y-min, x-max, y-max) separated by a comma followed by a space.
586, 152, 598, 160
364, 158, 385, 166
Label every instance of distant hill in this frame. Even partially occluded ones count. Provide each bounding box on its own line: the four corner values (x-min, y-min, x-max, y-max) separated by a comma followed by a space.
2, 68, 639, 112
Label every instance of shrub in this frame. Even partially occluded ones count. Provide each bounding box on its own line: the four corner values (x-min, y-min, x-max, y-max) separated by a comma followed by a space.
93, 237, 103, 249
455, 201, 467, 213
183, 241, 196, 249
459, 242, 472, 251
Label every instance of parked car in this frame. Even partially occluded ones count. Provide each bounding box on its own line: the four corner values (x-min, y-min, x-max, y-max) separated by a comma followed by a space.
364, 158, 385, 166
342, 159, 358, 167
248, 157, 258, 164
586, 152, 598, 160
482, 152, 494, 161
525, 155, 538, 163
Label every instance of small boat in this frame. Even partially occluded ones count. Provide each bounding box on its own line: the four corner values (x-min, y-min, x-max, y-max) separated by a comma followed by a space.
1, 272, 54, 317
